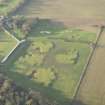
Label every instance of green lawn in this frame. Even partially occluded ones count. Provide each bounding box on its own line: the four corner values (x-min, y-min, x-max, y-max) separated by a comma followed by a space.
0, 29, 17, 62
6, 21, 97, 105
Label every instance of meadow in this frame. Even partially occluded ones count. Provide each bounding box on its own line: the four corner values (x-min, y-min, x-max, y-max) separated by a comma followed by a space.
4, 20, 97, 105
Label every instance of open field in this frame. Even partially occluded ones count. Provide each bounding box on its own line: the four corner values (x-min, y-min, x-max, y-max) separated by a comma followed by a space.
2, 20, 98, 105
75, 29, 105, 105
14, 0, 105, 21
0, 29, 17, 62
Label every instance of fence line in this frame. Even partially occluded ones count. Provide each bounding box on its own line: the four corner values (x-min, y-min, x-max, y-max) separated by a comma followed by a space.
71, 26, 104, 104
1, 27, 26, 63
2, 27, 20, 43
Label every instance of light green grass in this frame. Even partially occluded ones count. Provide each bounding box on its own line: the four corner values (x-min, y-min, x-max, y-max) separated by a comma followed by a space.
32, 68, 56, 86
0, 30, 17, 61
6, 24, 97, 105
29, 20, 97, 43
9, 39, 91, 105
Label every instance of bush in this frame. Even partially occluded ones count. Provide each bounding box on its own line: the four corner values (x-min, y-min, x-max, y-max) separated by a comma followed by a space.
14, 53, 44, 75
33, 68, 56, 86
56, 49, 79, 64
31, 39, 53, 53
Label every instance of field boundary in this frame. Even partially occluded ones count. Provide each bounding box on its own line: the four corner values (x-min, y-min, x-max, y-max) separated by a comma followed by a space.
2, 27, 20, 43
0, 27, 26, 63
71, 26, 104, 104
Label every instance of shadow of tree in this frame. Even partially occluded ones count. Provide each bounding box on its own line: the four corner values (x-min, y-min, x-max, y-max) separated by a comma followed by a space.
12, 0, 46, 16
1, 40, 31, 69
0, 69, 86, 105
0, 19, 88, 105
28, 18, 67, 37
72, 100, 87, 105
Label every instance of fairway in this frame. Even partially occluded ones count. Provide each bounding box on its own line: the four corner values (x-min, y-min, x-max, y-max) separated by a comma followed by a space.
14, 0, 105, 20
0, 29, 17, 62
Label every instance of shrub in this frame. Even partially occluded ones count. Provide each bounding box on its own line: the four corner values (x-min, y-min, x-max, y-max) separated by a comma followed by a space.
31, 39, 53, 53
33, 68, 56, 86
56, 49, 79, 64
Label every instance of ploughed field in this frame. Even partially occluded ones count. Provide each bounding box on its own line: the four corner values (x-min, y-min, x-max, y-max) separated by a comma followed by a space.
0, 29, 17, 62
76, 29, 105, 105
14, 0, 105, 20
3, 20, 98, 105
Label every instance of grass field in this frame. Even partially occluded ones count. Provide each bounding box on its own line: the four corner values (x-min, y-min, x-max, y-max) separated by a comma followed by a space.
0, 29, 17, 62
3, 20, 98, 105
14, 0, 105, 20
76, 30, 105, 105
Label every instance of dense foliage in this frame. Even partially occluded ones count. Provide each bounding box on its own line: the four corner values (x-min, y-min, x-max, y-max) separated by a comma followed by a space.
0, 73, 58, 105
56, 49, 79, 64
0, 0, 26, 15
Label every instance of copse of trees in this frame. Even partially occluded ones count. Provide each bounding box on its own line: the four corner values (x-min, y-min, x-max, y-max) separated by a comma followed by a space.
0, 0, 26, 16
0, 73, 58, 105
1, 16, 34, 39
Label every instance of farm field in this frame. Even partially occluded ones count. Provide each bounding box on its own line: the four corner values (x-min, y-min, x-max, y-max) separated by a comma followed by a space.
0, 0, 105, 105
14, 0, 105, 20
3, 20, 98, 105
0, 28, 17, 62
75, 29, 105, 105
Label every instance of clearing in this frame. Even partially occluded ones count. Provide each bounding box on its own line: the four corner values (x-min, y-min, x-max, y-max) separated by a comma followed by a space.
0, 28, 17, 63
2, 20, 98, 105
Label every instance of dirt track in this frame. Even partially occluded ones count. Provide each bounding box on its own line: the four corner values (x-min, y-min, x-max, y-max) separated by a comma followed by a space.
75, 30, 105, 105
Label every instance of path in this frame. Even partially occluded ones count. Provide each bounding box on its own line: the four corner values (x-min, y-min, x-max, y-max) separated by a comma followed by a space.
1, 27, 25, 63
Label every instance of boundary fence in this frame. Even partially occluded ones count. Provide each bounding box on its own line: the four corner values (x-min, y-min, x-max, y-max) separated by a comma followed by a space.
0, 27, 26, 63
71, 26, 104, 105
